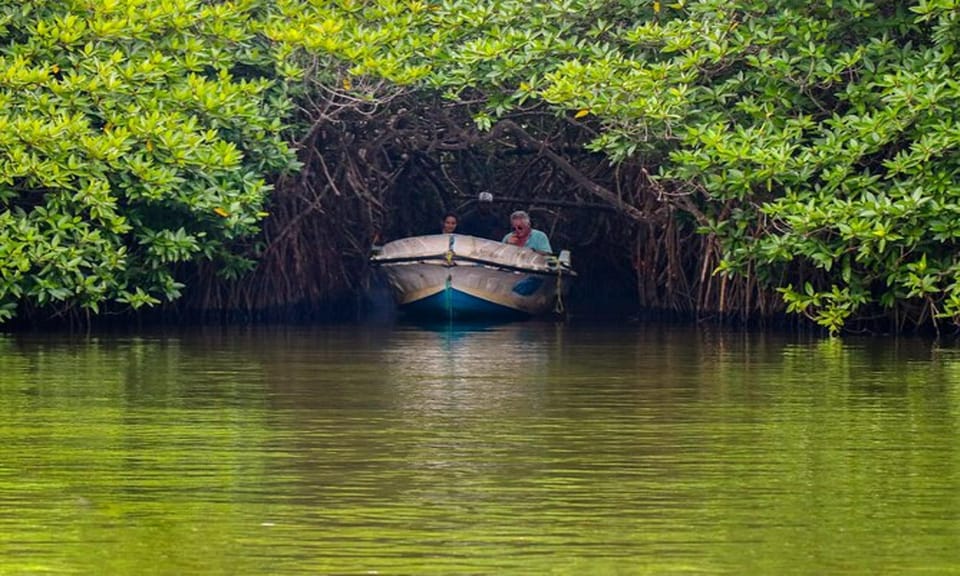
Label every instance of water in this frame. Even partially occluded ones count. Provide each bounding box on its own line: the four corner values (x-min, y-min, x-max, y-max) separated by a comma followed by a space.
1, 323, 959, 574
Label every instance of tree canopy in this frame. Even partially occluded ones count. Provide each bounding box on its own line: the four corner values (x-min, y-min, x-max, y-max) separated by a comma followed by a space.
0, 0, 296, 323
4, 0, 960, 334
270, 0, 960, 334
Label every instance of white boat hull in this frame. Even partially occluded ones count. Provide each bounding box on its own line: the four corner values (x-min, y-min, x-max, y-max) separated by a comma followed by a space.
370, 234, 575, 319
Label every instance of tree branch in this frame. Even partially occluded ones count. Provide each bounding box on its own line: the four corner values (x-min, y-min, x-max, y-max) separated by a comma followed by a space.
494, 119, 653, 223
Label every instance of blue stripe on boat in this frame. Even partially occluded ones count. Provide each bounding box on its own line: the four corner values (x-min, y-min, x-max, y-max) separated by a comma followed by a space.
511, 276, 544, 296
401, 287, 528, 321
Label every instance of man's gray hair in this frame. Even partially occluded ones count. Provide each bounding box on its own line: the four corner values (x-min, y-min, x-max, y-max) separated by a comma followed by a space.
510, 210, 531, 224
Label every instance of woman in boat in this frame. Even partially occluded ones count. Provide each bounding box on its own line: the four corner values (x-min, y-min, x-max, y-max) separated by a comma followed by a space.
502, 210, 552, 254
441, 212, 458, 234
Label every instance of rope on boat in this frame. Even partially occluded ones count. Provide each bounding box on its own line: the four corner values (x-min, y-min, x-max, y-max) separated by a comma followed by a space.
445, 272, 453, 321
547, 255, 566, 315
444, 234, 455, 265
554, 266, 565, 315
445, 234, 454, 321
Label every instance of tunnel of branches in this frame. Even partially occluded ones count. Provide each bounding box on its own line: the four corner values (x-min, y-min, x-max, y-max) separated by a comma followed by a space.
181, 85, 783, 325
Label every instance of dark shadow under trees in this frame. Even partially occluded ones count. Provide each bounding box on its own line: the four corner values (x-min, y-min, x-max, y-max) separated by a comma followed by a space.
177, 80, 791, 327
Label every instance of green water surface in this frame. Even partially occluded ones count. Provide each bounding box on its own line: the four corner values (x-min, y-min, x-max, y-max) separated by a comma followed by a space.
1, 323, 958, 574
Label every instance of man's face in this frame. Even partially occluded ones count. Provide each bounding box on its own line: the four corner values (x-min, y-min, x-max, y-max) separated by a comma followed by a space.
511, 219, 530, 236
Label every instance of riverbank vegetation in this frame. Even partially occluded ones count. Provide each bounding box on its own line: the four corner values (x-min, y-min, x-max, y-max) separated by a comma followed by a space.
2, 0, 959, 335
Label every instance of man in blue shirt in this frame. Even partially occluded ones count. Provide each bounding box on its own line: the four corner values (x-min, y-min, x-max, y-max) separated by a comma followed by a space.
502, 210, 552, 254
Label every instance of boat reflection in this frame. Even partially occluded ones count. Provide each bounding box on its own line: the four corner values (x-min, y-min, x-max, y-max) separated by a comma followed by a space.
379, 322, 561, 417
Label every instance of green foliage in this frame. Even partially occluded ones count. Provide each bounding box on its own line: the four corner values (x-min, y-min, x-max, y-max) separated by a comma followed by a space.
6, 0, 960, 332
651, 0, 960, 331
779, 282, 870, 336
286, 0, 960, 332
0, 0, 296, 322
264, 0, 668, 126
273, 0, 960, 332
549, 0, 960, 332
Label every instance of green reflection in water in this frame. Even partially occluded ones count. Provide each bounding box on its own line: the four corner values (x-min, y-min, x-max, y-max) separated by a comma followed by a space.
0, 326, 959, 574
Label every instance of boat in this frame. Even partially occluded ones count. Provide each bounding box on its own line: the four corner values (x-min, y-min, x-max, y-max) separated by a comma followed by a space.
370, 234, 576, 320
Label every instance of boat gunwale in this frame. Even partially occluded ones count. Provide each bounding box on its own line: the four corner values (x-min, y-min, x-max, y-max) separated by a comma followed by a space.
370, 252, 576, 277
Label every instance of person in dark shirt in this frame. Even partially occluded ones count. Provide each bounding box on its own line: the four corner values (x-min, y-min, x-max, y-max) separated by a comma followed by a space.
459, 192, 500, 238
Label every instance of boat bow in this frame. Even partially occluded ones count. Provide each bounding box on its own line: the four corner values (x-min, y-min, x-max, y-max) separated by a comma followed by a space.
370, 234, 575, 320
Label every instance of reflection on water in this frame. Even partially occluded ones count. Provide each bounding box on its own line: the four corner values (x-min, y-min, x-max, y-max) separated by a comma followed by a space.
0, 324, 959, 574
